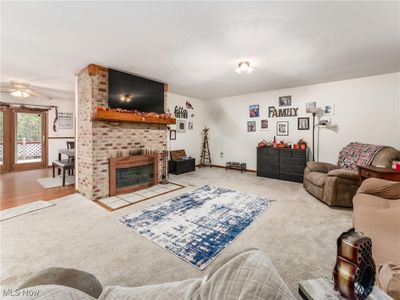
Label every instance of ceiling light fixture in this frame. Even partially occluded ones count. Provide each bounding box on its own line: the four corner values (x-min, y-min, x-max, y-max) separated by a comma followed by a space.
10, 89, 30, 99
120, 94, 133, 102
235, 61, 253, 74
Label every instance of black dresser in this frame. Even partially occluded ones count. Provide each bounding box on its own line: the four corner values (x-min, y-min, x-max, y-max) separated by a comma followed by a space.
257, 147, 308, 183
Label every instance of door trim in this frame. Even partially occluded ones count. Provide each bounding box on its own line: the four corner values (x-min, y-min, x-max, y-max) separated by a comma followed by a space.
0, 108, 11, 173
11, 109, 48, 172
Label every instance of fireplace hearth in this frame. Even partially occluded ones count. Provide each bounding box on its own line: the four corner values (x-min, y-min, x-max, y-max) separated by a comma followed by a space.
109, 154, 159, 196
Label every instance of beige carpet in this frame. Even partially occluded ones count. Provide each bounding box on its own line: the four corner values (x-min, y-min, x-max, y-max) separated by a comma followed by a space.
0, 168, 352, 298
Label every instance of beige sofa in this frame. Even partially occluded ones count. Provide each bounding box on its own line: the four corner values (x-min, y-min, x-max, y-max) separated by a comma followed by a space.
303, 147, 400, 207
353, 178, 400, 299
5, 249, 295, 300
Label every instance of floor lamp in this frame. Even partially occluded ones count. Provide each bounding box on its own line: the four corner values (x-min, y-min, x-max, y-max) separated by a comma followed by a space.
309, 107, 329, 161
313, 119, 329, 161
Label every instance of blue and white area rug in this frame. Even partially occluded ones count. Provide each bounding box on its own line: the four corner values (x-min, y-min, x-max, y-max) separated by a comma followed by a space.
120, 185, 274, 270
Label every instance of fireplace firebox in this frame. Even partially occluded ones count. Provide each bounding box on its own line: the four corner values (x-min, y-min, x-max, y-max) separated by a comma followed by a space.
109, 154, 158, 196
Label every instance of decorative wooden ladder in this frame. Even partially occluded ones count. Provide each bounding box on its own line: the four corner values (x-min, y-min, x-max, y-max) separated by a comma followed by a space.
199, 127, 212, 168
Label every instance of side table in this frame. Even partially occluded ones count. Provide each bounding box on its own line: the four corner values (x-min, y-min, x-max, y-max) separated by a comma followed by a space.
298, 278, 391, 300
358, 165, 400, 184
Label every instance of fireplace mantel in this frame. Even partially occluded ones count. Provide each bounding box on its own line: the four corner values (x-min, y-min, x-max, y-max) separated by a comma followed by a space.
93, 110, 176, 125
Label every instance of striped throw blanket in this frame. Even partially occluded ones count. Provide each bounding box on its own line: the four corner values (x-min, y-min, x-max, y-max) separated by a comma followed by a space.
337, 142, 385, 171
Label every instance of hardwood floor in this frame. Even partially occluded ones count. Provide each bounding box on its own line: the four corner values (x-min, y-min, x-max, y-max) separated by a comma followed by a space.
0, 168, 75, 210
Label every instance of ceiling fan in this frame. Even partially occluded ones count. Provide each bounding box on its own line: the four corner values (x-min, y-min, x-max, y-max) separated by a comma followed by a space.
0, 81, 53, 100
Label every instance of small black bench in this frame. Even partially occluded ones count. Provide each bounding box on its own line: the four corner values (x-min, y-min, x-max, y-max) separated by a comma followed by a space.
225, 161, 247, 173
52, 160, 74, 186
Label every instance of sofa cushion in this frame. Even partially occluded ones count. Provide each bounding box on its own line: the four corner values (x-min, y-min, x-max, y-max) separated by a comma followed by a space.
306, 161, 337, 173
353, 193, 400, 266
98, 250, 295, 300
193, 249, 295, 300
305, 172, 326, 187
358, 178, 400, 200
327, 169, 359, 181
99, 279, 202, 300
378, 263, 400, 300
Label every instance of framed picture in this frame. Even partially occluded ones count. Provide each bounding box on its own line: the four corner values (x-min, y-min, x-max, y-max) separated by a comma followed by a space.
276, 121, 289, 136
249, 105, 259, 118
260, 119, 269, 130
323, 104, 335, 116
188, 121, 193, 130
306, 101, 317, 113
247, 121, 256, 132
169, 130, 176, 140
279, 96, 292, 107
176, 120, 186, 133
298, 117, 310, 130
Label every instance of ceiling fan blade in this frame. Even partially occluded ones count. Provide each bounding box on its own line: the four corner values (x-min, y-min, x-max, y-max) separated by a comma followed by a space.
28, 89, 53, 100
0, 88, 14, 93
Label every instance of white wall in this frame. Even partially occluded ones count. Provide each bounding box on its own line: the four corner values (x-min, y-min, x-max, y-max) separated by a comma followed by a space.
167, 93, 207, 162
1, 94, 75, 165
205, 73, 400, 170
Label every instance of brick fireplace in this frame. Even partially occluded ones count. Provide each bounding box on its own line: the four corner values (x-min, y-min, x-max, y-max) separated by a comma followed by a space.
76, 65, 168, 200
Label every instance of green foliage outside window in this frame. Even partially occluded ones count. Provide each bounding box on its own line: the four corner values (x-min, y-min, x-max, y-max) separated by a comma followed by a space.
17, 113, 41, 142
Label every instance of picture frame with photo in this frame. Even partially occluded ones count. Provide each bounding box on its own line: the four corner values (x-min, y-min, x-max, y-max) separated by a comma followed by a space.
323, 104, 335, 116
276, 121, 289, 136
170, 130, 176, 140
306, 101, 317, 113
176, 120, 186, 133
249, 104, 259, 118
279, 96, 292, 107
298, 117, 310, 130
247, 121, 256, 132
188, 121, 193, 130
260, 119, 269, 130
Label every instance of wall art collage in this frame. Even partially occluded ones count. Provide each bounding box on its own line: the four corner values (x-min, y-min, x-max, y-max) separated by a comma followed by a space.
170, 100, 195, 140
247, 96, 334, 135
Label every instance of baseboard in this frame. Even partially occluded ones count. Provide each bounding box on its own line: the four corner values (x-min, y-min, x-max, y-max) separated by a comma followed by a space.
207, 164, 256, 173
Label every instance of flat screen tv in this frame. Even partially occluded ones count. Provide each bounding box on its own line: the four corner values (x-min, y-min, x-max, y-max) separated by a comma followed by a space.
108, 68, 164, 113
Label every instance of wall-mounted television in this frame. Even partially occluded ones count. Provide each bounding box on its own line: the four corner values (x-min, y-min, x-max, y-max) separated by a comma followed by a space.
108, 68, 165, 113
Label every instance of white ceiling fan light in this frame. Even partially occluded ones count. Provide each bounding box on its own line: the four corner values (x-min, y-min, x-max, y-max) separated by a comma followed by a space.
235, 61, 253, 74
10, 89, 30, 99
1, 81, 54, 100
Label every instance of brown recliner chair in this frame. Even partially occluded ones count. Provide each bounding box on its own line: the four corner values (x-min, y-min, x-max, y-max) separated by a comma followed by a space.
353, 178, 400, 299
303, 146, 400, 207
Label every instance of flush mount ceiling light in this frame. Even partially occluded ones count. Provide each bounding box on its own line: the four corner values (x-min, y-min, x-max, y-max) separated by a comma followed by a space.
235, 61, 253, 74
120, 94, 133, 102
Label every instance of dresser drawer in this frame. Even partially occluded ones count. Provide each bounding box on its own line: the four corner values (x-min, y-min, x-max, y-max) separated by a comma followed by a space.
280, 157, 306, 166
280, 172, 304, 183
257, 155, 279, 164
293, 149, 307, 158
280, 164, 305, 175
257, 147, 280, 157
257, 170, 280, 179
257, 163, 280, 172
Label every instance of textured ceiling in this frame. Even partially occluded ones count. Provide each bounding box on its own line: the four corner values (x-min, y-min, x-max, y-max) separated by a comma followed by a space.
1, 1, 399, 100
